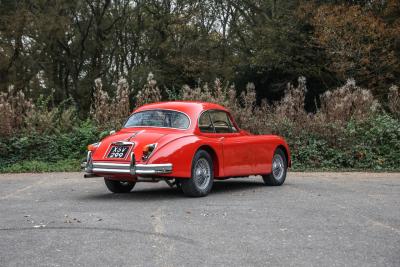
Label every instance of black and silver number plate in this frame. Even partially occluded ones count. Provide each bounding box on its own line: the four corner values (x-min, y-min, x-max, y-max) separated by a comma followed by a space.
107, 145, 130, 159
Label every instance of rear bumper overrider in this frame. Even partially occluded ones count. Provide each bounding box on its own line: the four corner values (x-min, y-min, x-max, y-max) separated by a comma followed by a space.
83, 151, 172, 177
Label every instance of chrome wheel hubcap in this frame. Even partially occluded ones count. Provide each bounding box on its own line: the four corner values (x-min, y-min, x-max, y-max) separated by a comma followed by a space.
194, 158, 211, 190
272, 154, 285, 181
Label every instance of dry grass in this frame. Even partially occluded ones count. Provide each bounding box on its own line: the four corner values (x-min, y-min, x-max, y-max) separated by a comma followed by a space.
90, 73, 162, 130
135, 72, 162, 107
1, 74, 398, 140
0, 86, 80, 137
388, 85, 400, 119
318, 79, 380, 124
0, 85, 34, 137
90, 78, 131, 130
179, 76, 394, 143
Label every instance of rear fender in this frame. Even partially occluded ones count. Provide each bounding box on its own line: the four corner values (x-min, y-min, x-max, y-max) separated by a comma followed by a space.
148, 136, 222, 178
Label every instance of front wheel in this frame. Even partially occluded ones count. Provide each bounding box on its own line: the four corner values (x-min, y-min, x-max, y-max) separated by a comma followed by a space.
262, 148, 287, 186
104, 178, 135, 193
181, 150, 214, 197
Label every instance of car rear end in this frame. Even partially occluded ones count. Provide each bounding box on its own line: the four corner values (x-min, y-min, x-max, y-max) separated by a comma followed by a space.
83, 129, 174, 181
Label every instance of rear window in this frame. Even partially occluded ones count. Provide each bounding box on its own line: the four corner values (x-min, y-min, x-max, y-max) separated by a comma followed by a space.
124, 110, 190, 129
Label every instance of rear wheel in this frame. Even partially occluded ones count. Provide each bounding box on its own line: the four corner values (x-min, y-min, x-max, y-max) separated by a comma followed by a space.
262, 148, 287, 186
104, 178, 135, 193
181, 150, 214, 197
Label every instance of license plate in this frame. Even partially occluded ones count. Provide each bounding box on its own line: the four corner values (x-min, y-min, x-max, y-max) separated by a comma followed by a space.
107, 145, 130, 159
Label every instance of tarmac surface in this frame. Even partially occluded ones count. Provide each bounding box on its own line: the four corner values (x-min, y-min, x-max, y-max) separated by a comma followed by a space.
0, 172, 399, 266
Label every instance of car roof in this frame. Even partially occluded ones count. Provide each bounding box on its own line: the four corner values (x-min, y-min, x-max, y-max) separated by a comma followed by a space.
134, 101, 229, 115
131, 101, 236, 132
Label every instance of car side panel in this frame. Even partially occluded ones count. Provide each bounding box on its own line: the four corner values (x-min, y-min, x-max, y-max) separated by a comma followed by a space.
222, 136, 257, 177
223, 134, 290, 176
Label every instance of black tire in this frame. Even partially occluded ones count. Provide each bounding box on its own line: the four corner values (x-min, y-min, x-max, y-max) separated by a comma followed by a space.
181, 150, 214, 197
262, 148, 287, 186
104, 178, 135, 193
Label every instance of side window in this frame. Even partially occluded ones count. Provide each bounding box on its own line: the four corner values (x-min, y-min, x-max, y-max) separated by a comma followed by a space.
227, 115, 238, 132
199, 111, 214, 133
210, 111, 233, 133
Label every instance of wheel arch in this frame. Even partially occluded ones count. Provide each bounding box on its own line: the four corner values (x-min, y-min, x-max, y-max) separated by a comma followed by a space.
276, 144, 291, 167
196, 145, 221, 177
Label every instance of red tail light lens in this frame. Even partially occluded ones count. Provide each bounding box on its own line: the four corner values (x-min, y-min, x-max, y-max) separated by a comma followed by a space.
87, 142, 101, 151
142, 143, 156, 160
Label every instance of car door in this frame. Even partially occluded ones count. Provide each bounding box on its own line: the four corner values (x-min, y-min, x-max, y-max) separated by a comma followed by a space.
208, 110, 255, 177
222, 113, 275, 175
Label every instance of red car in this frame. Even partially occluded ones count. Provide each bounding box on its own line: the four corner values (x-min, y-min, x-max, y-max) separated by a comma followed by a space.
84, 101, 290, 197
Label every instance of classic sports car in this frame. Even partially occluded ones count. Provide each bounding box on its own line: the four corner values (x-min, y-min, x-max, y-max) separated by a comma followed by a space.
84, 101, 290, 197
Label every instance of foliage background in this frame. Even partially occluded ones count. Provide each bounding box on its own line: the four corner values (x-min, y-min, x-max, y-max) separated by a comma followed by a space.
0, 0, 399, 172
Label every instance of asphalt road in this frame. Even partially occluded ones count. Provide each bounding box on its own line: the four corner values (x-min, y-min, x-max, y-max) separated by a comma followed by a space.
0, 172, 399, 267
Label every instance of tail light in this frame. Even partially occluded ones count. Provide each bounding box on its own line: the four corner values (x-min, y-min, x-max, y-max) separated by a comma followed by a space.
87, 142, 101, 151
142, 143, 157, 160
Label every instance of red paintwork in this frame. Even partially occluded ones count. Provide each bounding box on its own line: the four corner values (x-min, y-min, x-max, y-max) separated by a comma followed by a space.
89, 101, 291, 180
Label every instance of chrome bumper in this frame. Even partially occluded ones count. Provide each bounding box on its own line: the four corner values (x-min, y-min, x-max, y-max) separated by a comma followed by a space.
84, 151, 172, 176
88, 162, 173, 175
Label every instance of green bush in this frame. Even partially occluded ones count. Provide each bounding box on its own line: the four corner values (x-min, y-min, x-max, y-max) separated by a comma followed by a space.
290, 114, 400, 171
1, 114, 398, 173
0, 121, 100, 172
0, 159, 81, 173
